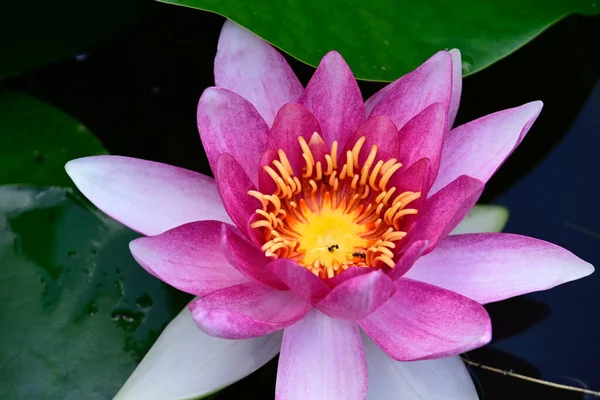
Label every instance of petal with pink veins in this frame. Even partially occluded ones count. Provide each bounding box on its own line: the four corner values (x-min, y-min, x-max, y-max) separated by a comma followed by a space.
216, 153, 261, 237
221, 224, 286, 289
190, 282, 310, 339
360, 278, 491, 361
268, 103, 322, 176
363, 336, 478, 400
387, 240, 429, 281
448, 49, 463, 129
114, 306, 282, 400
405, 233, 594, 304
315, 270, 396, 320
129, 221, 248, 297
267, 258, 331, 300
431, 101, 543, 195
65, 155, 231, 236
411, 175, 484, 252
341, 114, 400, 165
197, 87, 269, 185
369, 51, 452, 131
214, 20, 303, 127
276, 308, 367, 400
299, 51, 365, 148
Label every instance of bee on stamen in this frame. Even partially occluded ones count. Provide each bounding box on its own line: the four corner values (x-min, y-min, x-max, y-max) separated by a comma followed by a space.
352, 252, 366, 260
327, 244, 339, 253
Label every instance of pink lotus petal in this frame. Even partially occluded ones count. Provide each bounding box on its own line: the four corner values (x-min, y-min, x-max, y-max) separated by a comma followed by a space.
410, 175, 484, 251
397, 102, 446, 186
268, 103, 322, 176
129, 221, 248, 297
431, 101, 543, 195
369, 51, 452, 131
326, 266, 371, 287
214, 20, 303, 126
341, 114, 400, 164
190, 282, 310, 339
276, 309, 367, 400
299, 51, 365, 148
387, 240, 429, 281
65, 156, 231, 236
267, 258, 331, 300
221, 224, 287, 289
406, 233, 595, 304
197, 87, 269, 185
363, 336, 478, 400
448, 49, 463, 129
315, 270, 396, 320
360, 278, 491, 361
216, 153, 261, 237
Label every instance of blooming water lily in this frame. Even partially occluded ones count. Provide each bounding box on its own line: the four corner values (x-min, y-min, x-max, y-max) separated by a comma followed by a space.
66, 21, 593, 400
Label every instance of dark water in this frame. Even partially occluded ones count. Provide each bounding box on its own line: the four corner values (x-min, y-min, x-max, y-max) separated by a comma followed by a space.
5, 2, 600, 398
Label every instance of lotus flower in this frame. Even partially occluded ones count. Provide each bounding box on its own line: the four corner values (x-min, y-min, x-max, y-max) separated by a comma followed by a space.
66, 21, 593, 400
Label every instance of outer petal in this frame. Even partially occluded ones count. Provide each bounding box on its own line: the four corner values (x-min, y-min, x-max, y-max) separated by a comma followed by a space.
190, 282, 309, 339
214, 20, 303, 127
410, 175, 484, 251
129, 221, 248, 297
216, 153, 261, 237
65, 156, 230, 236
405, 233, 595, 304
221, 224, 286, 289
114, 306, 282, 400
315, 270, 396, 320
363, 336, 478, 400
267, 258, 331, 300
369, 51, 452, 131
448, 49, 463, 129
451, 205, 509, 235
360, 278, 491, 361
276, 309, 367, 400
431, 101, 543, 195
299, 51, 365, 148
197, 87, 269, 185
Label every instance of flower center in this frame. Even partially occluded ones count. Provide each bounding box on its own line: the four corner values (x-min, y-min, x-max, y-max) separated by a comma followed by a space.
249, 132, 420, 279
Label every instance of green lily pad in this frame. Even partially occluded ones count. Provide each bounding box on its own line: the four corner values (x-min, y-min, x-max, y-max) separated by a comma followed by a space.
0, 0, 146, 78
0, 90, 107, 187
0, 186, 191, 400
158, 0, 598, 81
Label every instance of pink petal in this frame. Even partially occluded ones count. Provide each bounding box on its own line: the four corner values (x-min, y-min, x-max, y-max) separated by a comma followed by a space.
276, 309, 367, 400
326, 266, 371, 287
65, 156, 231, 236
397, 102, 446, 186
410, 175, 484, 252
214, 20, 303, 126
386, 240, 429, 281
363, 337, 478, 400
360, 278, 491, 361
216, 153, 261, 237
448, 49, 463, 129
405, 233, 594, 304
190, 282, 310, 339
267, 103, 322, 176
341, 114, 400, 165
267, 258, 331, 300
431, 101, 543, 195
315, 270, 396, 320
221, 224, 287, 289
299, 51, 365, 148
369, 51, 452, 131
197, 87, 269, 185
129, 221, 248, 297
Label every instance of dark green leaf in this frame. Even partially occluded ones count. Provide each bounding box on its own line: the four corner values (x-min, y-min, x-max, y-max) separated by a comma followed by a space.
0, 186, 191, 400
159, 0, 598, 80
0, 90, 107, 187
0, 0, 146, 78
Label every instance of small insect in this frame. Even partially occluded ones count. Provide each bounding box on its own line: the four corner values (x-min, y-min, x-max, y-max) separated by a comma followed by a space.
326, 244, 339, 253
352, 252, 366, 260
322, 175, 329, 185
